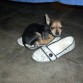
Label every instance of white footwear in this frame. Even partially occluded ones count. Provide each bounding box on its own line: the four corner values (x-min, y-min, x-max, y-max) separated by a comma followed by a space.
17, 37, 24, 46
17, 37, 41, 49
32, 36, 75, 62
17, 37, 61, 49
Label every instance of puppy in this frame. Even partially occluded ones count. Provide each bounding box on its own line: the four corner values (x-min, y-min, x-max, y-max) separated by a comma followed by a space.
37, 14, 62, 45
22, 14, 62, 47
22, 14, 51, 47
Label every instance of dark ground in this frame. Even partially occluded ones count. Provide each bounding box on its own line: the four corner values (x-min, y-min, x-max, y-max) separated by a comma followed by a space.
0, 1, 83, 83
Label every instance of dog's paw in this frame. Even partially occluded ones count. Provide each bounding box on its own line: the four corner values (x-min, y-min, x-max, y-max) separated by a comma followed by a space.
35, 41, 39, 46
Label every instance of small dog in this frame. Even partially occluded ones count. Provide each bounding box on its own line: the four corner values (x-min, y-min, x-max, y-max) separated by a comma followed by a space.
22, 14, 62, 46
36, 14, 62, 45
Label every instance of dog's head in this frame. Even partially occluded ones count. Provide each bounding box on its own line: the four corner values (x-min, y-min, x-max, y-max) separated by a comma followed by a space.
45, 14, 62, 37
50, 20, 62, 36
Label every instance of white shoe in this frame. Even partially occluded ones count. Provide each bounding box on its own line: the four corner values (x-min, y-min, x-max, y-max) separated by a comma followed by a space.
17, 37, 61, 49
32, 36, 75, 62
17, 37, 41, 49
17, 37, 24, 46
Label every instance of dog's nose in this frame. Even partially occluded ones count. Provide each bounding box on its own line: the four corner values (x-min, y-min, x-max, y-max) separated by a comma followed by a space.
56, 31, 59, 36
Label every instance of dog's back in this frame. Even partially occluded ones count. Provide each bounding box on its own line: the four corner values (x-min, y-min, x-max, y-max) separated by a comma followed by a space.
22, 23, 50, 46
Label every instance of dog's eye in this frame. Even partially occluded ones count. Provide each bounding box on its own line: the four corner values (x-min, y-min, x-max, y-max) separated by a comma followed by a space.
51, 27, 54, 29
59, 27, 62, 29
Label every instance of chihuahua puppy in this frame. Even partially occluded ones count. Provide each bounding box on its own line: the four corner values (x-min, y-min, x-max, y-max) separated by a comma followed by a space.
22, 14, 62, 47
36, 14, 62, 45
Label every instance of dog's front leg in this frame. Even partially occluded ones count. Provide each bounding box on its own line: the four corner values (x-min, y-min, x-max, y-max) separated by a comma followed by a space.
38, 34, 54, 45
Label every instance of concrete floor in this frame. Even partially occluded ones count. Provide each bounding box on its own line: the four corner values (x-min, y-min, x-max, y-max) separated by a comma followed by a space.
0, 1, 83, 83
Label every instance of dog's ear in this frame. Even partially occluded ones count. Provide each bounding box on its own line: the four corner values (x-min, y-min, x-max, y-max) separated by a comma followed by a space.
45, 14, 50, 25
